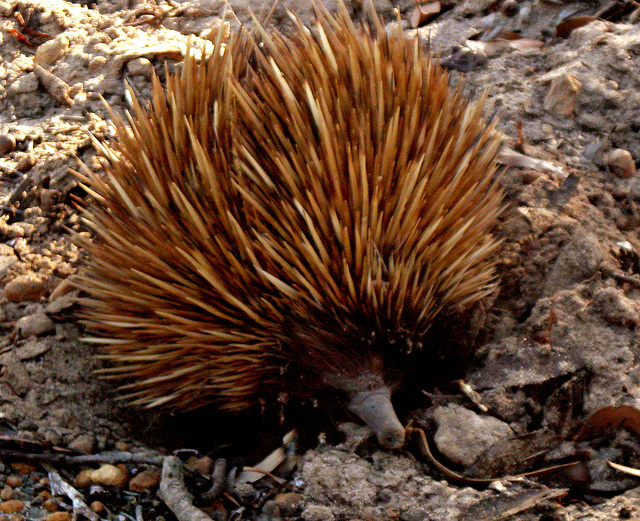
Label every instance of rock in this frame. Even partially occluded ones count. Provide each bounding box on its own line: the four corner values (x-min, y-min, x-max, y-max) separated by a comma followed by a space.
34, 36, 70, 65
7, 73, 38, 95
43, 498, 59, 512
274, 492, 304, 514
2, 352, 32, 396
90, 501, 105, 514
4, 275, 48, 302
75, 464, 128, 488
68, 434, 95, 454
126, 57, 153, 78
0, 134, 16, 155
544, 73, 582, 117
5, 477, 20, 488
128, 468, 160, 492
433, 404, 514, 467
42, 429, 63, 446
74, 470, 92, 489
0, 486, 13, 501
16, 152, 36, 172
114, 440, 130, 451
0, 500, 24, 513
15, 314, 55, 337
605, 148, 636, 178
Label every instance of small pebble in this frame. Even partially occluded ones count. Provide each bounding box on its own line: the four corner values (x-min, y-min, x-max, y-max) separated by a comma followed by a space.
274, 492, 304, 514
76, 464, 128, 488
606, 148, 636, 178
8, 73, 38, 95
42, 429, 63, 447
74, 470, 92, 489
36, 490, 52, 504
126, 57, 153, 78
544, 73, 582, 117
43, 498, 59, 512
377, 488, 392, 502
0, 500, 24, 513
114, 440, 130, 451
16, 152, 36, 172
4, 275, 48, 302
88, 56, 107, 69
592, 286, 638, 327
5, 477, 20, 488
0, 486, 13, 500
0, 1, 12, 16
45, 512, 71, 521
68, 434, 95, 454
0, 134, 16, 155
49, 408, 78, 429
15, 313, 55, 337
128, 468, 160, 492
90, 501, 105, 514
34, 36, 69, 65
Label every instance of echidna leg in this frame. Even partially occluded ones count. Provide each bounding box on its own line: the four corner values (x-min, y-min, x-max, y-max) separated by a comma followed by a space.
347, 387, 405, 449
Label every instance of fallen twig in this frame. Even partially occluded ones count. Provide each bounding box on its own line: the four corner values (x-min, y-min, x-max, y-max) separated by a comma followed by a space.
159, 456, 214, 521
0, 449, 163, 466
43, 463, 100, 521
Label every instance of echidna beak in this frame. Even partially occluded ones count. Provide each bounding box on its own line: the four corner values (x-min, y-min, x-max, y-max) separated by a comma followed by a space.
347, 387, 406, 449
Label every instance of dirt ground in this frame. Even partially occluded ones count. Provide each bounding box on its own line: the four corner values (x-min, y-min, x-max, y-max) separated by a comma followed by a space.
2, 0, 640, 519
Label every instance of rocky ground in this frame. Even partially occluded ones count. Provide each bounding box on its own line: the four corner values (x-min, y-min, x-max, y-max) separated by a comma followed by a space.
2, 0, 640, 519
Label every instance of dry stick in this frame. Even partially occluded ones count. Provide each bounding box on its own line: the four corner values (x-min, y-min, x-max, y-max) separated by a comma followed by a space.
43, 463, 101, 521
201, 458, 227, 501
159, 456, 215, 521
0, 449, 163, 466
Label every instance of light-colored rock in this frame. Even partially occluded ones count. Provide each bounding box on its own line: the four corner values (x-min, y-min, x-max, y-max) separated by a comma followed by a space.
544, 73, 582, 117
34, 36, 70, 65
433, 404, 514, 467
605, 148, 636, 178
15, 313, 55, 337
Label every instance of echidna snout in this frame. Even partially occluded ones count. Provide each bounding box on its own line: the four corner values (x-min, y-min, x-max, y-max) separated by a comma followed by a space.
76, 5, 503, 448
348, 388, 405, 448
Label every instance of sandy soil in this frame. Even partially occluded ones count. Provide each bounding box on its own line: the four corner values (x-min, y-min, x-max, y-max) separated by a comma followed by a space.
2, 0, 640, 519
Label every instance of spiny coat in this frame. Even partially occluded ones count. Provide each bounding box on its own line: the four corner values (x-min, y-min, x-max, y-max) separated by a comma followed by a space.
75, 5, 502, 447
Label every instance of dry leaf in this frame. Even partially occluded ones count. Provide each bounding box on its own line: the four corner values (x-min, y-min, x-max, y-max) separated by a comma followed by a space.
574, 405, 640, 441
556, 16, 599, 38
410, 2, 442, 28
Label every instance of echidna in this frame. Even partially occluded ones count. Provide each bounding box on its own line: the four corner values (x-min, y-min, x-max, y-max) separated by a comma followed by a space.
75, 5, 502, 449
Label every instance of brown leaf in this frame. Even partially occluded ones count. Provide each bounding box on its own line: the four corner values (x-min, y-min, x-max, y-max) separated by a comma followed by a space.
574, 405, 640, 441
410, 2, 442, 28
556, 16, 599, 38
